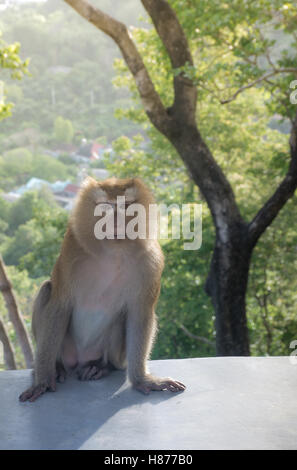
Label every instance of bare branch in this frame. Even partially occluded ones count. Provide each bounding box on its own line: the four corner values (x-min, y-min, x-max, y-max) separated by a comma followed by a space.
0, 255, 34, 368
141, 0, 197, 123
221, 68, 297, 105
174, 320, 215, 347
64, 0, 170, 133
248, 110, 297, 246
0, 318, 17, 370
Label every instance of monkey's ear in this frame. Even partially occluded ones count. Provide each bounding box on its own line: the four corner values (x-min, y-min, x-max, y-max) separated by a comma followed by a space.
81, 176, 97, 189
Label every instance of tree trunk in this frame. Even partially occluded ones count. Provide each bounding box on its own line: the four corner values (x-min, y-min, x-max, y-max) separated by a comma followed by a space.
64, 0, 297, 357
205, 234, 251, 355
171, 125, 251, 355
0, 318, 17, 370
0, 256, 34, 368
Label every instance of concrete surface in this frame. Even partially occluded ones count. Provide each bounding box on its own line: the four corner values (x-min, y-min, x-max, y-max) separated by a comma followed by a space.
0, 357, 297, 450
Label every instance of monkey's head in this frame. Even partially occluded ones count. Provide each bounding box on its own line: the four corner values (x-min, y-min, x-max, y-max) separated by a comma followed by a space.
71, 176, 156, 253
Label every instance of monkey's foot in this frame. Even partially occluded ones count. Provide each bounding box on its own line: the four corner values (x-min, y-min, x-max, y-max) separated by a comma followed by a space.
134, 376, 186, 394
56, 361, 67, 383
77, 359, 113, 381
19, 380, 56, 403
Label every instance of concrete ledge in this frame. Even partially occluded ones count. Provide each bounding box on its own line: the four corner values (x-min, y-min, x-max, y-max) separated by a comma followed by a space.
0, 357, 297, 450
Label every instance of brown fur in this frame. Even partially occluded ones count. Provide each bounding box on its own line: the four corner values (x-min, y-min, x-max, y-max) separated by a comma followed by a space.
19, 177, 185, 402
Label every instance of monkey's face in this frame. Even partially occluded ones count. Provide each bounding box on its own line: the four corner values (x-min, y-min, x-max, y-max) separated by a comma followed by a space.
72, 177, 155, 250
94, 179, 138, 240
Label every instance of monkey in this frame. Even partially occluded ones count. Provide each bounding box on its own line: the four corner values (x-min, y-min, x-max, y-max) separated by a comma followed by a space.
19, 176, 186, 402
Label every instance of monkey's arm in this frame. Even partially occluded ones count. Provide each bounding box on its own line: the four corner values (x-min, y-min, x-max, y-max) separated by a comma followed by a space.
126, 301, 186, 394
19, 280, 72, 402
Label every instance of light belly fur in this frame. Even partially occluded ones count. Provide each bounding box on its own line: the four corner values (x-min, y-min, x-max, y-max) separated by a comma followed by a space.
62, 248, 134, 366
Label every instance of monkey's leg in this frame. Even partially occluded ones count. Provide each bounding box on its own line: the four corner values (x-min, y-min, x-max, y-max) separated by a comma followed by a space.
77, 314, 126, 381
56, 360, 67, 383
126, 305, 186, 394
19, 281, 72, 402
107, 314, 127, 370
77, 358, 115, 381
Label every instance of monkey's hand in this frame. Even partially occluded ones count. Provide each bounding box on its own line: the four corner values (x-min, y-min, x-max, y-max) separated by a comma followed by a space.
19, 379, 56, 403
133, 375, 186, 394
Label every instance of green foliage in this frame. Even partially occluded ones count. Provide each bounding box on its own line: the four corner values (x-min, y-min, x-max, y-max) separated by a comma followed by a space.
248, 196, 297, 356
58, 153, 77, 166
3, 220, 41, 266
0, 148, 75, 192
0, 191, 67, 278
30, 153, 72, 182
53, 116, 74, 144
153, 223, 216, 359
20, 206, 68, 278
0, 195, 10, 223
0, 31, 29, 120
0, 187, 68, 366
0, 0, 145, 367
1, 0, 296, 363
109, 0, 297, 358
8, 191, 39, 233
90, 159, 106, 169
0, 2, 142, 140
0, 148, 33, 186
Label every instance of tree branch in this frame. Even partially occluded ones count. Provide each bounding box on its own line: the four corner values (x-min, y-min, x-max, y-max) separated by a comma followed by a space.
248, 110, 297, 247
64, 0, 244, 231
174, 320, 215, 347
141, 0, 197, 123
221, 68, 297, 105
64, 0, 170, 134
0, 255, 34, 368
0, 318, 16, 370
